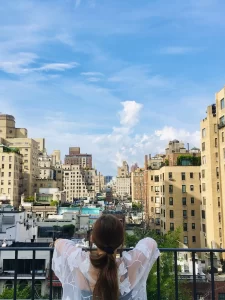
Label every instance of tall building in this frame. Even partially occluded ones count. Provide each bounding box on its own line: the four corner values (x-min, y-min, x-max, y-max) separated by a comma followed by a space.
38, 149, 55, 180
0, 144, 23, 207
0, 114, 44, 198
95, 172, 104, 193
62, 165, 96, 201
132, 141, 202, 248
116, 161, 131, 198
200, 86, 225, 249
64, 147, 92, 168
104, 176, 113, 185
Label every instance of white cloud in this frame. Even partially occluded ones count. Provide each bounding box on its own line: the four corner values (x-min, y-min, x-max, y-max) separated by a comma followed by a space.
35, 62, 79, 72
86, 77, 101, 82
0, 52, 37, 74
81, 72, 104, 76
118, 101, 143, 128
160, 47, 194, 55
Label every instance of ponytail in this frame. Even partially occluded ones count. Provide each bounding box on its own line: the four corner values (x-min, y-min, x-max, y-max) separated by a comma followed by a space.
90, 251, 119, 300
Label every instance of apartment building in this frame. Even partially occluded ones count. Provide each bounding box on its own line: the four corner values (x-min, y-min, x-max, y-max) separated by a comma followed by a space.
0, 114, 44, 198
38, 149, 55, 180
0, 145, 23, 207
62, 165, 95, 201
64, 147, 92, 168
200, 87, 225, 250
131, 141, 202, 247
95, 172, 104, 193
131, 168, 145, 202
116, 161, 131, 198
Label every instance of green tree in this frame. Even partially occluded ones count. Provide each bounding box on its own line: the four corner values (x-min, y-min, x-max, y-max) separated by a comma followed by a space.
24, 196, 35, 203
125, 228, 192, 300
0, 285, 31, 299
132, 202, 142, 210
50, 200, 59, 206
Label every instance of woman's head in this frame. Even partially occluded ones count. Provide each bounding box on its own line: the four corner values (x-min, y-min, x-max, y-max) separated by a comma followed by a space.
90, 215, 124, 300
92, 214, 124, 253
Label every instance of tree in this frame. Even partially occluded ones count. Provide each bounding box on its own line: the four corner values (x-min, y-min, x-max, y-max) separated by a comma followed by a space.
125, 228, 192, 300
50, 200, 59, 206
132, 202, 142, 210
0, 286, 31, 299
24, 196, 35, 203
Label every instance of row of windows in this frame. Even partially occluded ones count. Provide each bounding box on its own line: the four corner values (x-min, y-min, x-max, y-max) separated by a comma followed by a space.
169, 197, 195, 205
169, 223, 196, 231
169, 210, 196, 218
151, 172, 196, 182
1, 156, 13, 162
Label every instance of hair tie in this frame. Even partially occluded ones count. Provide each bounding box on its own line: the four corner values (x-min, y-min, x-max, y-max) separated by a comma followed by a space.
103, 247, 114, 254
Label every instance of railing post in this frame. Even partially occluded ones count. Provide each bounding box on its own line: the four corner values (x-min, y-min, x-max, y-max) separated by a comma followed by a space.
13, 250, 18, 300
49, 249, 53, 300
157, 256, 161, 300
31, 250, 36, 300
210, 251, 215, 300
192, 251, 197, 300
174, 251, 179, 300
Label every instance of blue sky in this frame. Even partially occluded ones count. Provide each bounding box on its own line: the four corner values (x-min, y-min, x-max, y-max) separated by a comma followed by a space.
0, 0, 225, 175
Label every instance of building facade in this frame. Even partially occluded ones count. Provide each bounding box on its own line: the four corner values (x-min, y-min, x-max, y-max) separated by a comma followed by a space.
116, 161, 131, 198
64, 147, 92, 168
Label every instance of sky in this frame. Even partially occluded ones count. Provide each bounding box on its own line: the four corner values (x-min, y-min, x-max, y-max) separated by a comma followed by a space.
1, 0, 225, 175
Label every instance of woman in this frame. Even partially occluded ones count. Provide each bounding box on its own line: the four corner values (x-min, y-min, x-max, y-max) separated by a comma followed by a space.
52, 214, 159, 300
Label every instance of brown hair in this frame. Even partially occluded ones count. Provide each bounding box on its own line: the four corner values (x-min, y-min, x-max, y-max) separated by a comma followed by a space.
90, 214, 124, 300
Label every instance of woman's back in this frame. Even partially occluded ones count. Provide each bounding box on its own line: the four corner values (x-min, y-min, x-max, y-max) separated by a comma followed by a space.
53, 237, 159, 300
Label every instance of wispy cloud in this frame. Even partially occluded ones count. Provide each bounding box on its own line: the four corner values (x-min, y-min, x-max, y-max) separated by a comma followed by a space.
35, 62, 79, 72
81, 72, 104, 76
160, 47, 196, 55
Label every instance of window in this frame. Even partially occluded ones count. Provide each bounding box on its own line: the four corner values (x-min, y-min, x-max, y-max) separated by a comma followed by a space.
218, 212, 221, 223
168, 172, 172, 179
155, 176, 159, 182
8, 172, 11, 177
192, 236, 196, 243
151, 197, 154, 202
202, 128, 206, 137
9, 164, 11, 169
202, 224, 206, 233
214, 124, 218, 133
222, 132, 225, 143
151, 186, 153, 191
219, 228, 222, 238
155, 207, 160, 214
155, 197, 160, 203
190, 172, 193, 179
217, 182, 220, 191
151, 207, 154, 212
151, 175, 153, 181
183, 210, 187, 217
170, 223, 174, 231
182, 197, 186, 205
192, 223, 196, 230
215, 138, 218, 147
191, 210, 195, 217
8, 188, 11, 194
202, 183, 206, 192
202, 210, 205, 219
181, 172, 185, 180
221, 98, 225, 110
216, 152, 219, 161
183, 223, 188, 231
184, 236, 188, 244
1, 172, 3, 177
169, 185, 173, 193
218, 293, 225, 300
202, 169, 205, 178
1, 164, 4, 169
218, 197, 221, 207
9, 156, 12, 162
8, 180, 11, 185
169, 197, 173, 205
202, 142, 205, 151
170, 210, 174, 218
182, 185, 186, 193
190, 185, 194, 191
155, 186, 160, 192
2, 156, 5, 161
202, 156, 206, 164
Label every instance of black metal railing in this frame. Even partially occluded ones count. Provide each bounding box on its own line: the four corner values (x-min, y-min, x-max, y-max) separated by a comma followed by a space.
0, 247, 224, 300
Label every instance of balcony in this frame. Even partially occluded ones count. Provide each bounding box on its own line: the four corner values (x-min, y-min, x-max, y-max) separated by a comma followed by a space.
0, 246, 224, 300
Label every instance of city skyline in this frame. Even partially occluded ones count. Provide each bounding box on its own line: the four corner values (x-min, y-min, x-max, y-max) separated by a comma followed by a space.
1, 0, 225, 173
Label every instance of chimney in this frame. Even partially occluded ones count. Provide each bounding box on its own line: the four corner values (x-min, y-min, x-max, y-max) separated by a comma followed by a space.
144, 155, 148, 170
187, 143, 189, 152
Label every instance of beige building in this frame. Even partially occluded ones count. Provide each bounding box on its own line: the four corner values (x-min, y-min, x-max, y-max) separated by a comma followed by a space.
200, 86, 225, 250
131, 168, 145, 202
62, 165, 96, 201
64, 147, 92, 168
132, 141, 202, 248
116, 161, 131, 198
0, 114, 44, 198
95, 172, 104, 193
38, 150, 55, 180
0, 144, 23, 207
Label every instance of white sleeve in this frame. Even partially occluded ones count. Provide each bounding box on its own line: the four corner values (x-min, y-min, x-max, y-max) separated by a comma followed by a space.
52, 239, 85, 284
122, 237, 160, 288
